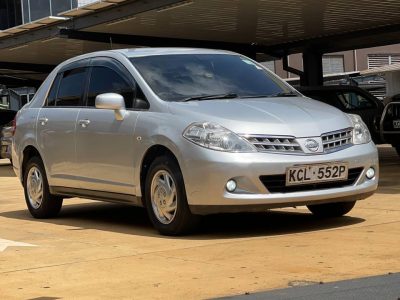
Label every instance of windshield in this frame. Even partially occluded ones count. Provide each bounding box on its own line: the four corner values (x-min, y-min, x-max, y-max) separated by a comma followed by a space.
130, 54, 293, 102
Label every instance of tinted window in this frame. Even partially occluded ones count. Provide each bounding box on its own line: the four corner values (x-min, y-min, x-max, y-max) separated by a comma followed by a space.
47, 74, 61, 106
21, 95, 28, 106
130, 54, 289, 102
87, 66, 134, 108
336, 92, 375, 110
0, 95, 9, 109
56, 68, 87, 107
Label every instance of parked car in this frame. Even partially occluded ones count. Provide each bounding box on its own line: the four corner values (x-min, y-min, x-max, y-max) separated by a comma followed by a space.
0, 109, 17, 127
381, 98, 400, 155
0, 109, 17, 161
12, 48, 378, 235
1, 121, 13, 161
298, 85, 400, 156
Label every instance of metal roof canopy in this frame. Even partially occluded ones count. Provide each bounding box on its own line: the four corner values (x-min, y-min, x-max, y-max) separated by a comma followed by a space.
1, 0, 400, 85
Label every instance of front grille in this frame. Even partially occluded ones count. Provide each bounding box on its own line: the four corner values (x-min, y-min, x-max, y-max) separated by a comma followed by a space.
321, 128, 352, 152
260, 167, 364, 193
242, 135, 302, 153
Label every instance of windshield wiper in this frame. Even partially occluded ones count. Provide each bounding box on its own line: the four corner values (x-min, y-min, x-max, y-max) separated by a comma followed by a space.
241, 94, 274, 99
271, 91, 299, 97
182, 93, 238, 102
241, 91, 299, 99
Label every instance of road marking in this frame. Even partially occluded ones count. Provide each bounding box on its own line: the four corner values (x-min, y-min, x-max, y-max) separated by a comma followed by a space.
0, 238, 36, 252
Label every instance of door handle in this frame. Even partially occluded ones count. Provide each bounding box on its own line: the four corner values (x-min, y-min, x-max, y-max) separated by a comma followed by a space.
78, 119, 91, 128
39, 117, 48, 126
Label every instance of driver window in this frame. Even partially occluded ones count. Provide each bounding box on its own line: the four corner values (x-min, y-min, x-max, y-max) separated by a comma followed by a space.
87, 66, 134, 108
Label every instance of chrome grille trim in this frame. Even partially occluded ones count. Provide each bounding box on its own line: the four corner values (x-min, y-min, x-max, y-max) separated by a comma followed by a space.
242, 135, 302, 153
242, 128, 354, 155
321, 128, 353, 152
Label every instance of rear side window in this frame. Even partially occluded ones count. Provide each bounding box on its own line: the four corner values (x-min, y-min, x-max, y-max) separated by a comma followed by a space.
87, 66, 134, 108
46, 73, 62, 106
56, 68, 87, 107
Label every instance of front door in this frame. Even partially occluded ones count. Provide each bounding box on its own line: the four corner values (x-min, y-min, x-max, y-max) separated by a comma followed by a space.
75, 58, 141, 195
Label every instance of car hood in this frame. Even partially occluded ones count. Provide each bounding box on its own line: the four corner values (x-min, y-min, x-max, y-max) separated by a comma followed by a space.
168, 97, 352, 137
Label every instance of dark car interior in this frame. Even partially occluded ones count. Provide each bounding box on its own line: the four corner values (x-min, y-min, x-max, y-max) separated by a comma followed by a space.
298, 86, 385, 144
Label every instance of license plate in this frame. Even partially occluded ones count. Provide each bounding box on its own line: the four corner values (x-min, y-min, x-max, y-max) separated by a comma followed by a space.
393, 120, 400, 129
286, 163, 348, 186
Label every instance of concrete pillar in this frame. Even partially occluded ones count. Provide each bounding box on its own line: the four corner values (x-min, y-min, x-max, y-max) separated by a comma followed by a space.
301, 49, 323, 86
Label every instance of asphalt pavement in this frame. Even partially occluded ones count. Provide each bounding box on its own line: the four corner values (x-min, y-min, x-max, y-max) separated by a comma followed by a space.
219, 273, 400, 300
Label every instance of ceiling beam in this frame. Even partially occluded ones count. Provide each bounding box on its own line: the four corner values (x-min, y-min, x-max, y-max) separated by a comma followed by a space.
267, 24, 400, 56
1, 0, 400, 58
0, 0, 185, 50
0, 62, 55, 73
0, 75, 42, 88
59, 29, 265, 56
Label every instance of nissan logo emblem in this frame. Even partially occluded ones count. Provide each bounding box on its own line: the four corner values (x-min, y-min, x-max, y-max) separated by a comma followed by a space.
305, 139, 320, 152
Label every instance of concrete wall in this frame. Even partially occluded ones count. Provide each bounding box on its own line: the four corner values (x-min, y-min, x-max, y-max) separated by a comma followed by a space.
272, 44, 400, 78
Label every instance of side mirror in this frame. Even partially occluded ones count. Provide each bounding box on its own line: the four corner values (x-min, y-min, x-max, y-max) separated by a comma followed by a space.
95, 93, 126, 121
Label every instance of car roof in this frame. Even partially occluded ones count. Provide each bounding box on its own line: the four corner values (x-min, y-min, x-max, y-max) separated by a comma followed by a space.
55, 47, 239, 70
115, 47, 237, 58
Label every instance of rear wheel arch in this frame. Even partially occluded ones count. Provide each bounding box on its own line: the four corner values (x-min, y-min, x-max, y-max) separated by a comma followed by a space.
22, 146, 43, 182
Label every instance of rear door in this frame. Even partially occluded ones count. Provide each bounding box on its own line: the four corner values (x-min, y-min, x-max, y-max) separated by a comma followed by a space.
75, 57, 146, 195
36, 60, 89, 188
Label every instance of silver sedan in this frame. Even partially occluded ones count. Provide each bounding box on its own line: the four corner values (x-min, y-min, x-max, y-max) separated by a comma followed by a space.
12, 48, 378, 235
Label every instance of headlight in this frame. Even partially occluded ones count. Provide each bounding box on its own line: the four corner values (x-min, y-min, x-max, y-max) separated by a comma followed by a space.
183, 122, 256, 152
347, 114, 371, 145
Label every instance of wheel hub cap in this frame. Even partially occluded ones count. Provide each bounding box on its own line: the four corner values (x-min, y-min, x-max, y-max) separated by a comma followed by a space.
27, 166, 43, 209
150, 170, 177, 225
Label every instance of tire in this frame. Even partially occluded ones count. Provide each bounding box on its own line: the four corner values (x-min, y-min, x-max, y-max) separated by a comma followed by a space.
307, 201, 356, 218
23, 156, 63, 219
144, 155, 200, 235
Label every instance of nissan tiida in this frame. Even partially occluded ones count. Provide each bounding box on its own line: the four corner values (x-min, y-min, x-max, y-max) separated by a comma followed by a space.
12, 48, 379, 235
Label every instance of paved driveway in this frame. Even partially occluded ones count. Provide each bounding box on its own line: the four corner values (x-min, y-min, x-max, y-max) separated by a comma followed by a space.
0, 147, 399, 299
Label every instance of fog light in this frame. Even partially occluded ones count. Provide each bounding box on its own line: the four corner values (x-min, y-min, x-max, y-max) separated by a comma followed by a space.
226, 180, 237, 192
366, 167, 375, 179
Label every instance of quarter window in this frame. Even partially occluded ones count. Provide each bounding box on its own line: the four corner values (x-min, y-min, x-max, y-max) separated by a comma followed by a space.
87, 66, 134, 108
46, 73, 61, 106
56, 68, 87, 107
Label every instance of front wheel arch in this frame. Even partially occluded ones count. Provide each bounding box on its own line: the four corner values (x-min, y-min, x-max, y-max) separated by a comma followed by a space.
140, 145, 182, 202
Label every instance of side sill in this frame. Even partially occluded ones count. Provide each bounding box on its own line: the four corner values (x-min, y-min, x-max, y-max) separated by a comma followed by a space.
50, 186, 143, 207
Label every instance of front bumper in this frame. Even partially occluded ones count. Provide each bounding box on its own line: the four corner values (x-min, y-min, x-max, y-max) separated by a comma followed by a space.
180, 141, 379, 215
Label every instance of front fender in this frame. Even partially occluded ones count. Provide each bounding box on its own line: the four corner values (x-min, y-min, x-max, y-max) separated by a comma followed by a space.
132, 112, 189, 196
